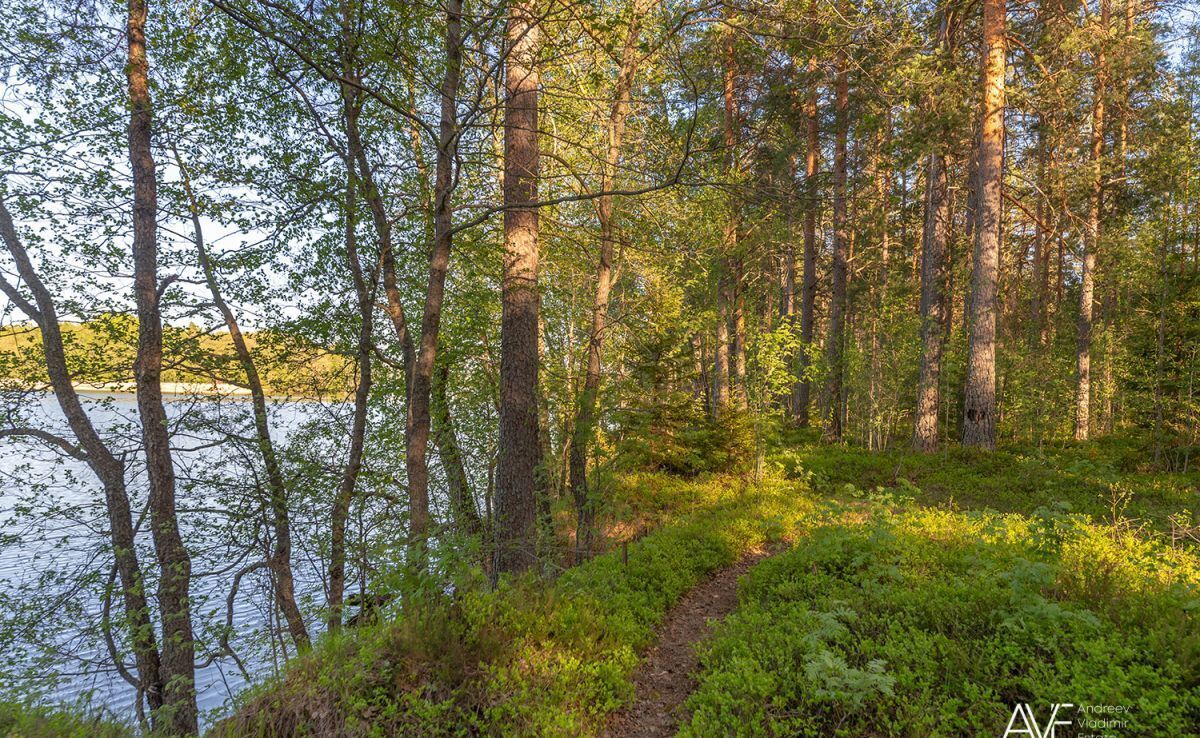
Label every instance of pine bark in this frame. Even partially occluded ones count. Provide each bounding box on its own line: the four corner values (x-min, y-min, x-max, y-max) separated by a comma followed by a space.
796, 58, 820, 427
732, 273, 748, 408
914, 12, 955, 452
822, 54, 849, 442
713, 269, 732, 415
496, 0, 541, 574
868, 124, 892, 449
782, 155, 797, 326
962, 0, 1006, 450
1030, 122, 1051, 344
723, 22, 747, 411
1076, 0, 1107, 441
914, 150, 951, 451
712, 14, 741, 417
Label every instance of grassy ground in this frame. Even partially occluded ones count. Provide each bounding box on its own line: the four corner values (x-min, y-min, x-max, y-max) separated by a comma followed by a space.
682, 507, 1200, 736
213, 473, 813, 737
774, 434, 1199, 532
682, 438, 1200, 737
0, 700, 134, 738
8, 436, 1198, 736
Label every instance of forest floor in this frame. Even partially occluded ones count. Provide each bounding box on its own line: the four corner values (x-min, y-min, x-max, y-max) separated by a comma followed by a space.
602, 549, 773, 738
9, 436, 1199, 737
672, 437, 1200, 737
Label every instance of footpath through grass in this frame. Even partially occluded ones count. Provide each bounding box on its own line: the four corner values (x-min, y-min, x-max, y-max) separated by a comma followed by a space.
682, 440, 1200, 737
215, 473, 814, 737
9, 438, 1198, 737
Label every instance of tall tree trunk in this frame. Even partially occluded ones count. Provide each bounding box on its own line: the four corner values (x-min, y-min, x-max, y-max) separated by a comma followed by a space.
962, 0, 1006, 450
915, 151, 951, 451
407, 0, 465, 554
868, 123, 891, 449
0, 201, 166, 722
329, 121, 374, 630
913, 11, 956, 452
795, 58, 820, 427
822, 52, 849, 442
433, 359, 482, 535
496, 0, 541, 575
722, 18, 747, 411
126, 2, 198, 732
1105, 0, 1137, 434
1076, 0, 1107, 441
782, 155, 798, 327
340, 38, 414, 388
328, 12, 376, 630
732, 272, 748, 408
535, 315, 554, 536
568, 0, 648, 562
1035, 0, 1068, 351
1152, 200, 1171, 467
782, 157, 797, 418
692, 333, 709, 405
713, 269, 732, 415
175, 154, 308, 649
1030, 121, 1051, 344
357, 143, 415, 384
1118, 0, 1133, 168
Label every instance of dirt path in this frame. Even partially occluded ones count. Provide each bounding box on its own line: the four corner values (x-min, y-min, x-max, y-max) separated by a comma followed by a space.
602, 550, 771, 738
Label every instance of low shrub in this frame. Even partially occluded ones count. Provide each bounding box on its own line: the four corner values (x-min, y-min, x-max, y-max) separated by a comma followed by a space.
775, 442, 1200, 533
612, 401, 757, 477
0, 700, 134, 738
214, 474, 814, 737
681, 507, 1200, 737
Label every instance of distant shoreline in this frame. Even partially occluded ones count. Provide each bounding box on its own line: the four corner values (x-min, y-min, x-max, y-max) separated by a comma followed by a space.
73, 381, 253, 397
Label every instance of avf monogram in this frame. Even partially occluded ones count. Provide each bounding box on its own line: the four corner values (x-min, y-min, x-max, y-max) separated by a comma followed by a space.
1003, 703, 1074, 738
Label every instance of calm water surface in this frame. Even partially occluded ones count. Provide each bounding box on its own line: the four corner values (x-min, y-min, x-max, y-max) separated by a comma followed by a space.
0, 393, 328, 728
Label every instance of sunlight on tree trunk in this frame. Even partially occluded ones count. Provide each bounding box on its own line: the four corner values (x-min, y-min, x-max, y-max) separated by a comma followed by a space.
496, 0, 541, 575
962, 0, 1006, 450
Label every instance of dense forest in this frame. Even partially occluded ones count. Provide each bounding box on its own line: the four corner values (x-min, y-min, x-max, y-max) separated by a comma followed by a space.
0, 0, 1198, 735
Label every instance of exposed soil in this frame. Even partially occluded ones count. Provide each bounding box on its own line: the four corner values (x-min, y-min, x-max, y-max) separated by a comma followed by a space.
602, 549, 772, 738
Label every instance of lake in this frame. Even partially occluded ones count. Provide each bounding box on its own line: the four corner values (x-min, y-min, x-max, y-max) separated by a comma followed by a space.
0, 392, 333, 729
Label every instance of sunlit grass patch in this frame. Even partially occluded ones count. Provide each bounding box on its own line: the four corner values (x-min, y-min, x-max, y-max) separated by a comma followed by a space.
774, 438, 1200, 534
214, 474, 815, 737
681, 505, 1200, 737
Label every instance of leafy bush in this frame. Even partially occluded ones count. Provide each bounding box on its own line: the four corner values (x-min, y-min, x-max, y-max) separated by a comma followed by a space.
612, 399, 757, 477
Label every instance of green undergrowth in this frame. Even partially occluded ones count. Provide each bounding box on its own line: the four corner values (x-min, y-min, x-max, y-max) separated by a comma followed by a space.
215, 472, 815, 737
774, 435, 1200, 533
15, 438, 1198, 737
0, 700, 135, 738
681, 503, 1200, 737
